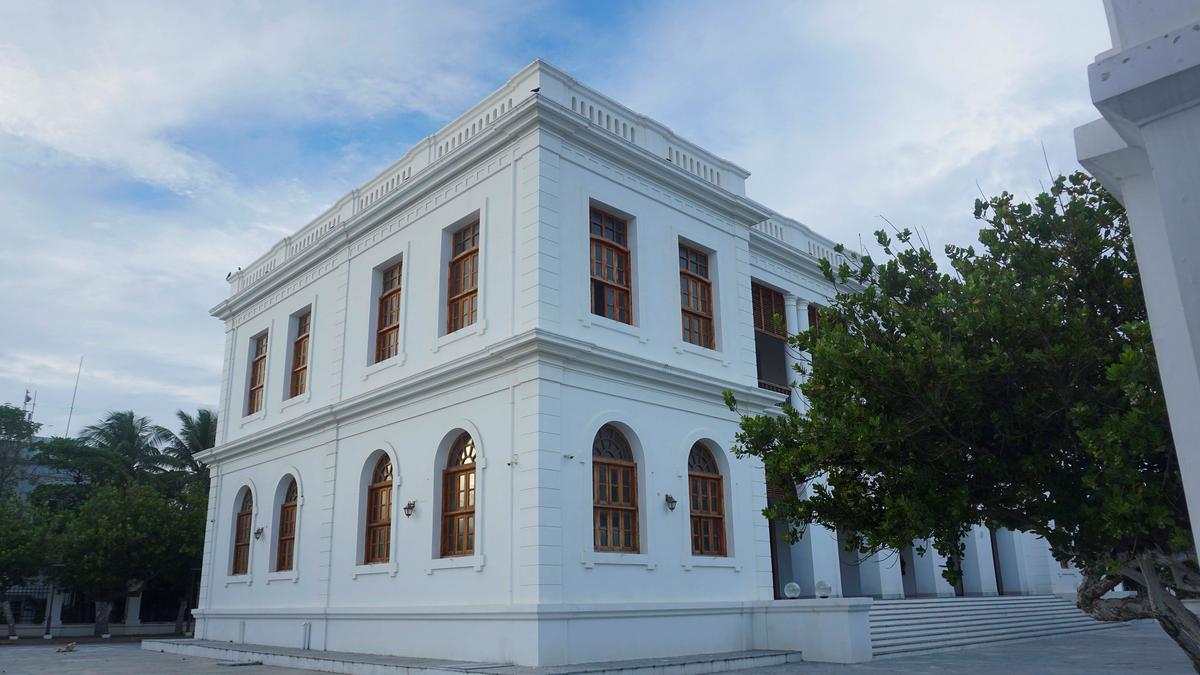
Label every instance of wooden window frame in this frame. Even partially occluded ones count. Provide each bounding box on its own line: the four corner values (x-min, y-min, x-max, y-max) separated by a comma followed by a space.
592, 425, 639, 553
440, 433, 477, 558
289, 310, 311, 399
447, 221, 480, 334
364, 457, 393, 564
276, 479, 298, 572
589, 208, 633, 324
688, 444, 726, 557
679, 244, 715, 348
246, 333, 268, 416
232, 491, 253, 575
751, 282, 787, 338
375, 261, 403, 363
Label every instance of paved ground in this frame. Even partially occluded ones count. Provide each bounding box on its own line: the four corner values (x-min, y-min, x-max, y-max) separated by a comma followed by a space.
0, 621, 1190, 674
735, 621, 1192, 674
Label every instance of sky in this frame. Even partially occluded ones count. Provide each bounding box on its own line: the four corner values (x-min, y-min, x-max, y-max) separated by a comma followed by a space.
0, 1, 1112, 437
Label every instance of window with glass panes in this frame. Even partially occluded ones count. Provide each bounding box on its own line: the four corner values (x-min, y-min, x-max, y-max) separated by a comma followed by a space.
276, 478, 298, 571
364, 456, 392, 564
447, 221, 480, 333
289, 310, 311, 398
592, 424, 639, 552
589, 208, 632, 324
375, 262, 402, 363
232, 491, 253, 575
679, 244, 715, 348
687, 443, 726, 556
246, 333, 268, 415
440, 433, 477, 557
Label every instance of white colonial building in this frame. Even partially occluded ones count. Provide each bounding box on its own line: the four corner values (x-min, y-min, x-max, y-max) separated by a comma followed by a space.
193, 61, 1078, 667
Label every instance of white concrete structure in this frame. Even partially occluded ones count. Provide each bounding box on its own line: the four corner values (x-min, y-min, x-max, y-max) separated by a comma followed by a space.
1074, 0, 1200, 555
195, 61, 1071, 667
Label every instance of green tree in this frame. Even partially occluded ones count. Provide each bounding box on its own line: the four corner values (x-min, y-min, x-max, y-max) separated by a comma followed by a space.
160, 409, 216, 475
729, 174, 1199, 667
0, 403, 40, 498
48, 483, 178, 637
0, 496, 45, 637
78, 411, 172, 483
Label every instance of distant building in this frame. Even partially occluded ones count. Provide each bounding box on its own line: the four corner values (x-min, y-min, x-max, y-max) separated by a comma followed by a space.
195, 60, 1078, 666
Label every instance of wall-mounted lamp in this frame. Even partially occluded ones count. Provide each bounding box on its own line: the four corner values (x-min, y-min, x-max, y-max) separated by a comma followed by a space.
664, 494, 677, 512
254, 527, 264, 540
403, 500, 416, 518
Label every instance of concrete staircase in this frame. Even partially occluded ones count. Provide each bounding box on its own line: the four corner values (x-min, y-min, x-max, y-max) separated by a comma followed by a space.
870, 595, 1123, 658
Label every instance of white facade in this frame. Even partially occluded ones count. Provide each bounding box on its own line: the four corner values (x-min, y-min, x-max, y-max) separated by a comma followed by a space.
196, 60, 1070, 666
1075, 0, 1200, 556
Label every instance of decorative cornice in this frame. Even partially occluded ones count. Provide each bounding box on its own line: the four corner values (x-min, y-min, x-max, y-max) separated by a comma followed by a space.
196, 328, 781, 466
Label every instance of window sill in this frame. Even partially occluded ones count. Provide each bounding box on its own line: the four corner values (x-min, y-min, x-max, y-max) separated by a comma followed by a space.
425, 553, 486, 574
362, 353, 406, 381
432, 320, 487, 353
682, 557, 741, 572
580, 551, 656, 570
265, 570, 299, 584
239, 410, 266, 428
673, 341, 730, 365
280, 391, 312, 412
351, 563, 396, 579
224, 576, 253, 587
579, 315, 647, 343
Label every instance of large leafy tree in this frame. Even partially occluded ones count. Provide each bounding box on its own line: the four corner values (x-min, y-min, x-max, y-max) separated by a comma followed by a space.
0, 496, 45, 638
729, 174, 1198, 667
48, 483, 179, 637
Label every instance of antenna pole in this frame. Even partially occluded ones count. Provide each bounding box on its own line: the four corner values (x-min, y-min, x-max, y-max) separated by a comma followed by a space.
64, 356, 83, 437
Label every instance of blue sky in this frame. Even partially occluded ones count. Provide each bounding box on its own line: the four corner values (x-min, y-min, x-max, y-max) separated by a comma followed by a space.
0, 1, 1111, 437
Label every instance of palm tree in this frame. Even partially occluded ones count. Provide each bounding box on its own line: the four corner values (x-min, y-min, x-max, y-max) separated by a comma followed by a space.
78, 411, 173, 482
162, 409, 217, 474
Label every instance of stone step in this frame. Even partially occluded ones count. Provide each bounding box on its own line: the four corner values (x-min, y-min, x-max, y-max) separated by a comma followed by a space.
871, 596, 1066, 611
873, 622, 1123, 658
870, 606, 1081, 626
143, 639, 803, 674
873, 607, 1099, 634
873, 614, 1105, 642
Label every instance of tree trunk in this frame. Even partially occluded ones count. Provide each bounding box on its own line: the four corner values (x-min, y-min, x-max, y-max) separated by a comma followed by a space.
1139, 556, 1200, 673
1077, 560, 1200, 673
174, 596, 188, 635
2, 599, 15, 638
93, 599, 112, 638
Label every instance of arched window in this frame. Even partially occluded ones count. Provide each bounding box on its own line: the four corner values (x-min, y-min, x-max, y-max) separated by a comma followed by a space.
592, 424, 638, 552
276, 478, 298, 571
441, 433, 477, 557
232, 490, 253, 575
688, 443, 726, 556
364, 456, 393, 564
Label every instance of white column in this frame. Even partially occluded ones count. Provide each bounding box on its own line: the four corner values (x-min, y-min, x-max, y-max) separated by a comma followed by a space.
782, 294, 842, 597
782, 295, 808, 410
1077, 4, 1200, 558
909, 539, 956, 597
123, 595, 141, 627
960, 526, 999, 596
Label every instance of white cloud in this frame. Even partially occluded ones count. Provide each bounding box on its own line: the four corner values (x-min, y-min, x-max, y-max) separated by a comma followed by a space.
594, 0, 1110, 257
0, 0, 1115, 436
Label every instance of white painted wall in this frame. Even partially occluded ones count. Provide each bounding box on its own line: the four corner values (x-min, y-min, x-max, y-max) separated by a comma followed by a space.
194, 61, 870, 666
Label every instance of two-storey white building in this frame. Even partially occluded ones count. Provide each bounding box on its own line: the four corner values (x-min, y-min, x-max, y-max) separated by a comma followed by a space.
193, 60, 1074, 667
